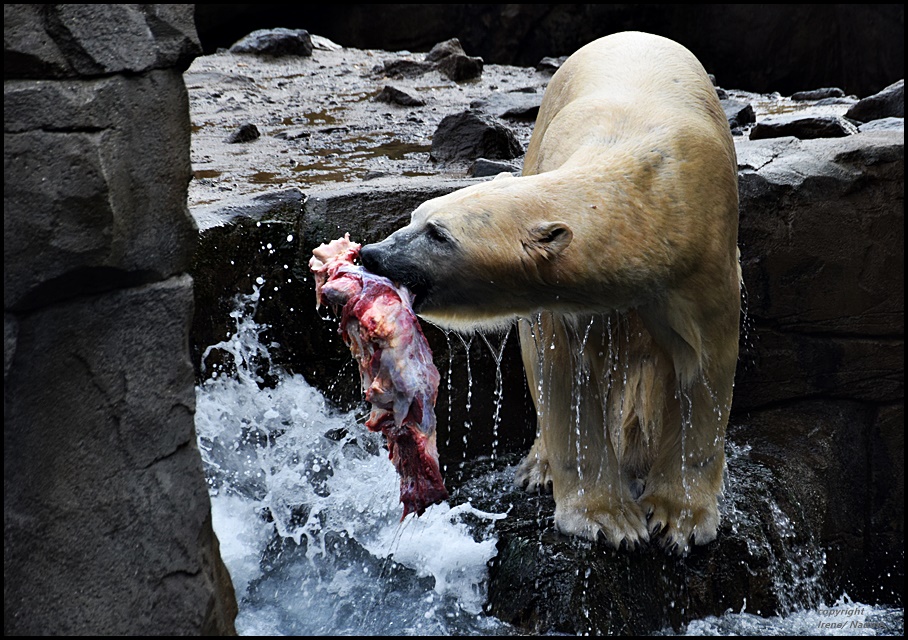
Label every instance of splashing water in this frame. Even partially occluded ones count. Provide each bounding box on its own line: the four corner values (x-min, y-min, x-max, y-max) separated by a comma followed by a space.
195, 287, 510, 635
194, 288, 902, 636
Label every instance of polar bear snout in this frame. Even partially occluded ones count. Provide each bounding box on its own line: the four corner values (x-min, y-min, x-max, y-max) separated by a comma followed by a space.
360, 237, 434, 309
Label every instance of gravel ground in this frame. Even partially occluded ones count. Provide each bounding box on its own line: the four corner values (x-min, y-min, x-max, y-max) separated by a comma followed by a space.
184, 38, 546, 209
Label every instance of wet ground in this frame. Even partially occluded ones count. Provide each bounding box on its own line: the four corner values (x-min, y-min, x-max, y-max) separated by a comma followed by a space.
184, 39, 544, 209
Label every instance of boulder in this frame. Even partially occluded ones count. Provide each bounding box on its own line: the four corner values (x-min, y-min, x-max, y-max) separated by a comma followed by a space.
845, 79, 904, 123
429, 111, 523, 165
3, 4, 236, 634
750, 114, 858, 140
229, 28, 313, 57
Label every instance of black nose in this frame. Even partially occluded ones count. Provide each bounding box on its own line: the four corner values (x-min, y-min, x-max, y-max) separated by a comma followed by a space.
359, 243, 382, 274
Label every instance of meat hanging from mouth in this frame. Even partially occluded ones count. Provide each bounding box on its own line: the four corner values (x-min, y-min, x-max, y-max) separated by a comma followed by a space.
309, 234, 448, 518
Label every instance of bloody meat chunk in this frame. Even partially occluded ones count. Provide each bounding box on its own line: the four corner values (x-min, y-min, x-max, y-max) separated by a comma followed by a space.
309, 234, 448, 518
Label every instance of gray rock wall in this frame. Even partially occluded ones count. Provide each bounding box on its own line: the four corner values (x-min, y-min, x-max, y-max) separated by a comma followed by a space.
4, 4, 237, 634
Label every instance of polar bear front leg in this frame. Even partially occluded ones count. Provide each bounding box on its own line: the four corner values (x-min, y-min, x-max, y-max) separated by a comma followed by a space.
546, 419, 650, 549
519, 313, 649, 548
639, 376, 729, 554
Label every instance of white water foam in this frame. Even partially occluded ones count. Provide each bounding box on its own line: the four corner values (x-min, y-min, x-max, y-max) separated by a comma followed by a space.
194, 288, 509, 635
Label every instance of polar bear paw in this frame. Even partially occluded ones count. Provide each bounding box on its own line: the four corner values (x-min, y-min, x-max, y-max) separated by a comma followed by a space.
555, 497, 650, 550
514, 441, 553, 494
639, 493, 719, 555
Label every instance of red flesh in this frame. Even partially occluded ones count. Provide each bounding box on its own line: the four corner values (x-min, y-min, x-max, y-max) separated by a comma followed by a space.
310, 235, 448, 518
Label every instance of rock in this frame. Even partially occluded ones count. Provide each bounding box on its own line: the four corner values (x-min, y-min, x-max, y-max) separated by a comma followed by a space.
4, 4, 236, 634
436, 53, 484, 82
310, 34, 342, 51
425, 37, 467, 62
465, 435, 831, 635
471, 91, 542, 120
228, 28, 313, 57
374, 57, 435, 78
191, 187, 305, 232
4, 72, 198, 312
735, 132, 903, 341
858, 117, 904, 132
791, 87, 845, 100
374, 85, 425, 107
536, 55, 567, 73
225, 122, 260, 143
720, 98, 756, 129
429, 111, 523, 164
749, 114, 858, 140
845, 79, 904, 123
470, 158, 520, 177
4, 278, 237, 635
3, 4, 200, 79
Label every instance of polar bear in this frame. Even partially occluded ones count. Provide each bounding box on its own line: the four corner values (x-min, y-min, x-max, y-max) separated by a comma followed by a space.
360, 31, 740, 553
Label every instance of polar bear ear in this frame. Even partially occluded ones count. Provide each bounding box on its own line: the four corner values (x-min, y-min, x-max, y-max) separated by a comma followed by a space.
526, 221, 573, 260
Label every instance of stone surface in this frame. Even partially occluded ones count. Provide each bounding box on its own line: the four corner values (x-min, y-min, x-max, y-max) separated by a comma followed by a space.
229, 27, 313, 57
436, 53, 484, 82
791, 87, 845, 100
750, 114, 859, 140
721, 98, 756, 130
4, 277, 236, 635
471, 157, 521, 177
4, 71, 198, 312
374, 85, 425, 107
225, 121, 261, 143
4, 4, 200, 79
430, 111, 523, 165
845, 79, 905, 122
4, 4, 236, 634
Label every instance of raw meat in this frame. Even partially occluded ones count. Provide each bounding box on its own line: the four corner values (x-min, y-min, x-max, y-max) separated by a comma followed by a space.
309, 234, 448, 518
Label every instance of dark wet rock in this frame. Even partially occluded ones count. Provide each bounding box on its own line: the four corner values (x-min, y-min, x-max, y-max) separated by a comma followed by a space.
229, 28, 313, 57
225, 122, 261, 143
721, 99, 756, 130
536, 55, 567, 73
423, 37, 484, 82
791, 87, 845, 100
192, 187, 305, 232
750, 114, 858, 140
735, 132, 903, 339
845, 79, 904, 123
4, 313, 17, 380
460, 437, 830, 635
430, 111, 523, 165
471, 158, 521, 177
471, 91, 542, 120
374, 85, 425, 107
437, 52, 484, 82
4, 5, 236, 634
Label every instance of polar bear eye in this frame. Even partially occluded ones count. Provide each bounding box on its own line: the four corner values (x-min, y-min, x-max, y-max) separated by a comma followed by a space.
426, 222, 451, 244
